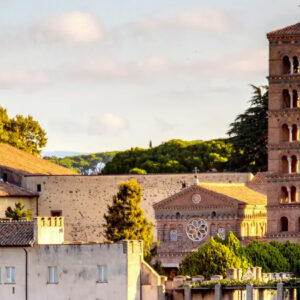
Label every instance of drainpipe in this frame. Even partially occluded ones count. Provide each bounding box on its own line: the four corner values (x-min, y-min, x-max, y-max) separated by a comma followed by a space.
36, 195, 39, 216
23, 248, 28, 300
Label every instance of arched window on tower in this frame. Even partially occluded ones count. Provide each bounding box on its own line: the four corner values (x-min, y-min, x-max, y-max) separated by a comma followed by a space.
292, 125, 298, 141
291, 186, 297, 202
282, 156, 289, 173
282, 124, 289, 142
280, 217, 288, 232
211, 211, 217, 218
282, 90, 291, 108
293, 56, 299, 74
283, 56, 291, 74
281, 186, 289, 203
176, 212, 181, 219
293, 90, 299, 108
292, 155, 298, 173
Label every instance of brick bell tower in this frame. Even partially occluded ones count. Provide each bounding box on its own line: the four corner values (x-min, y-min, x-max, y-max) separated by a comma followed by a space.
267, 23, 300, 242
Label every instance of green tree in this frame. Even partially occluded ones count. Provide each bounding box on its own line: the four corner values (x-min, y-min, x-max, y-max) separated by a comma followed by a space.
244, 241, 290, 272
149, 140, 152, 148
129, 168, 147, 174
227, 85, 268, 173
5, 200, 32, 220
103, 179, 154, 256
270, 241, 300, 273
0, 106, 47, 156
179, 237, 243, 278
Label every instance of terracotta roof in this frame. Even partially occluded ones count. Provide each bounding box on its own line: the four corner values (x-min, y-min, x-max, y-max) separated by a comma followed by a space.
0, 182, 37, 197
0, 221, 34, 246
267, 22, 300, 37
198, 183, 267, 205
0, 143, 77, 175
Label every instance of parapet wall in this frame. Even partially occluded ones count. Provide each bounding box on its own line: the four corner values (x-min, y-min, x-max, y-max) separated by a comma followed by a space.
21, 173, 252, 242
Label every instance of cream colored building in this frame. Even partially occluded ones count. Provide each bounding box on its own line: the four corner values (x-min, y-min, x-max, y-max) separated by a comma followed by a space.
0, 217, 164, 300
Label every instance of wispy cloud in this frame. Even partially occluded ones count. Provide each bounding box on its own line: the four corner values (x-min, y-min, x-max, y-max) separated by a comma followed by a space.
88, 113, 129, 136
0, 70, 49, 89
35, 11, 104, 44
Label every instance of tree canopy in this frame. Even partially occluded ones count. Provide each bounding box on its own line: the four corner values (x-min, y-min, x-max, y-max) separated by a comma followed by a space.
103, 179, 154, 256
5, 200, 32, 220
179, 236, 245, 278
103, 139, 234, 174
0, 106, 47, 156
227, 85, 268, 173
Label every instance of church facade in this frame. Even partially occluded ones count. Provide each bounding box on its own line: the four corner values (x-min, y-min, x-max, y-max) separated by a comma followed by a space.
154, 179, 267, 267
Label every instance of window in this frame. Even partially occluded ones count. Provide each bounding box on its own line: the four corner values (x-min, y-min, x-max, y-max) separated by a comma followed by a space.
37, 184, 42, 192
170, 230, 178, 242
280, 217, 288, 232
3, 173, 7, 182
48, 266, 58, 284
6, 267, 15, 284
51, 210, 62, 217
97, 265, 107, 283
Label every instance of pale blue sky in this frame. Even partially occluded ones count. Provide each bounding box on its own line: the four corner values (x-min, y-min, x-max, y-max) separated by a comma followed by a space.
0, 1, 299, 152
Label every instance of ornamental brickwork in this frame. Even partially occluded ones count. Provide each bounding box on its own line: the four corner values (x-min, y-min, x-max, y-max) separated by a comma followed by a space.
266, 23, 300, 241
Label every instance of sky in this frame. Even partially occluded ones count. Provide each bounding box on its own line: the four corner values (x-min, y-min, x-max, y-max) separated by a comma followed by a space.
0, 0, 299, 153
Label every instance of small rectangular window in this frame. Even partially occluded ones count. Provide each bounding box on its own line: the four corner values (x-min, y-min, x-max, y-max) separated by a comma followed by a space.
51, 210, 62, 217
48, 266, 58, 284
37, 184, 42, 192
3, 173, 7, 182
97, 265, 107, 283
6, 267, 15, 284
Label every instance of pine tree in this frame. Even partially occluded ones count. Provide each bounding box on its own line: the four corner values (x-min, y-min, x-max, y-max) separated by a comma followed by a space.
227, 85, 268, 172
5, 200, 32, 220
103, 179, 154, 255
149, 140, 152, 148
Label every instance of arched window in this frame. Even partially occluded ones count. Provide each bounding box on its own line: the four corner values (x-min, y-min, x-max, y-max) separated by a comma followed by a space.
280, 217, 288, 232
283, 56, 291, 74
293, 90, 299, 108
292, 155, 298, 173
211, 211, 217, 218
282, 156, 289, 173
292, 125, 298, 141
281, 186, 288, 203
170, 229, 178, 242
282, 90, 290, 108
176, 212, 181, 219
282, 124, 289, 142
293, 56, 299, 73
291, 186, 297, 202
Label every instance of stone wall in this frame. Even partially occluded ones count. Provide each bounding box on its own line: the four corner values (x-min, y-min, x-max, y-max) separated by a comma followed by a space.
21, 173, 251, 242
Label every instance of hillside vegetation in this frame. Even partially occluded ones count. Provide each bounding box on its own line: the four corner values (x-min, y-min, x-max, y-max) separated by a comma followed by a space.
44, 152, 118, 174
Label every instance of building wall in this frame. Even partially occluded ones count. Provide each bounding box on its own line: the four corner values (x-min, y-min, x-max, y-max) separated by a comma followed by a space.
21, 173, 251, 242
0, 196, 36, 218
0, 241, 144, 300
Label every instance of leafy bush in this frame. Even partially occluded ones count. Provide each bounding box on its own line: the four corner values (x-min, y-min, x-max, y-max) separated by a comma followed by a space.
129, 168, 147, 174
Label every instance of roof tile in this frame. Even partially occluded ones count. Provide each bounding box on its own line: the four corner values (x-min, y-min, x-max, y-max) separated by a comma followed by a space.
0, 143, 77, 175
0, 221, 34, 246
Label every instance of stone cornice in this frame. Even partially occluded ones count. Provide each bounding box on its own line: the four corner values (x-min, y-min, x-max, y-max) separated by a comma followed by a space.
268, 75, 300, 82
267, 204, 300, 209
266, 231, 300, 238
266, 173, 300, 183
268, 109, 300, 118
268, 143, 300, 151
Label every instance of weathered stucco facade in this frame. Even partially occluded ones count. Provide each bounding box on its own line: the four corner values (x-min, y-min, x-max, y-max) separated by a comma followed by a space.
19, 173, 251, 242
0, 218, 164, 300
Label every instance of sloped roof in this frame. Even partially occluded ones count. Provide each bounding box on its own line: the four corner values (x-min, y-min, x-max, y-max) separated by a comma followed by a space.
267, 22, 300, 37
0, 143, 77, 175
0, 221, 34, 247
198, 183, 266, 205
0, 182, 37, 197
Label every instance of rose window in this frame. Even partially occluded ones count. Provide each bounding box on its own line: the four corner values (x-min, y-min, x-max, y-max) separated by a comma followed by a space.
186, 218, 208, 242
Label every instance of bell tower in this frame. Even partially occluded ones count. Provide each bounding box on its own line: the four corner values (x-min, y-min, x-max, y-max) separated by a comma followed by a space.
267, 23, 300, 241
